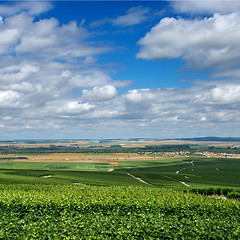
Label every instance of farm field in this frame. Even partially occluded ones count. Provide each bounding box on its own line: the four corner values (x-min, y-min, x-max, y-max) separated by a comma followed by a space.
0, 152, 239, 189
0, 152, 156, 162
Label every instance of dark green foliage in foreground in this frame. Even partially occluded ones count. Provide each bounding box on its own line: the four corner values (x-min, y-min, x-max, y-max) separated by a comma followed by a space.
227, 191, 240, 200
0, 184, 240, 239
188, 188, 240, 196
188, 188, 240, 200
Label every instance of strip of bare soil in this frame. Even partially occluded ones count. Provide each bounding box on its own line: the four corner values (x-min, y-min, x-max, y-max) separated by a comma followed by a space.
127, 173, 151, 185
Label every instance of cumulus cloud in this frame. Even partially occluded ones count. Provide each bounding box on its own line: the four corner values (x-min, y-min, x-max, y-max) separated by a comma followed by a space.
0, 6, 122, 135
0, 90, 20, 107
137, 13, 240, 72
82, 85, 117, 101
0, 12, 107, 59
112, 6, 150, 27
194, 85, 240, 104
117, 83, 240, 134
69, 71, 114, 89
0, 29, 19, 54
56, 101, 95, 115
1, 2, 240, 139
125, 89, 152, 103
170, 0, 240, 14
0, 64, 39, 83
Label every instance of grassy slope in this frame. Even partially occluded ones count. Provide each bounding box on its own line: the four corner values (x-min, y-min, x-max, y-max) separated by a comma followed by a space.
0, 157, 239, 189
0, 156, 240, 239
120, 157, 240, 189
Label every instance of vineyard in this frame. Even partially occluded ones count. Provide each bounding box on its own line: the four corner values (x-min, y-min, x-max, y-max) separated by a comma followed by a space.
0, 141, 240, 238
0, 184, 240, 239
0, 155, 240, 189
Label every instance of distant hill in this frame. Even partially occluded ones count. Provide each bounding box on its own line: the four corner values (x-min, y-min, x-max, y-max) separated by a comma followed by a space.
177, 137, 240, 142
1, 137, 240, 143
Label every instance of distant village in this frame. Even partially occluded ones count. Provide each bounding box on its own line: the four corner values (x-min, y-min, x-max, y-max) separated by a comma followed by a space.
140, 151, 240, 158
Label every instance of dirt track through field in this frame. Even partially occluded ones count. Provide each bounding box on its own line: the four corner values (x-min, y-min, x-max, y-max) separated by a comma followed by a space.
127, 173, 152, 185
176, 168, 185, 174
179, 181, 191, 187
39, 175, 52, 178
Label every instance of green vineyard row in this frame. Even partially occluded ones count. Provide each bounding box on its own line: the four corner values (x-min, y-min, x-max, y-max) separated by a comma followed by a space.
0, 184, 239, 239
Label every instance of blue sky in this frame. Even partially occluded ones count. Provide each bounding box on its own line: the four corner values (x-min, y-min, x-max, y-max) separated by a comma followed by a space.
46, 1, 208, 89
0, 0, 240, 139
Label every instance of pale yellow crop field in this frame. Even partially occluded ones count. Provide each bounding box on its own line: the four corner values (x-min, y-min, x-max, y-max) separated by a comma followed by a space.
0, 153, 150, 162
0, 152, 173, 163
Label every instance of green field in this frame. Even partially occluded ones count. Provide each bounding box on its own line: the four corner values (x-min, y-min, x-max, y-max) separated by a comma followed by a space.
1, 154, 240, 238
0, 184, 240, 239
0, 157, 240, 189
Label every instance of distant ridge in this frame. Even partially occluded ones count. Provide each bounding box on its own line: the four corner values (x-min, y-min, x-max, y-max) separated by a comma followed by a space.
177, 137, 240, 142
1, 137, 240, 143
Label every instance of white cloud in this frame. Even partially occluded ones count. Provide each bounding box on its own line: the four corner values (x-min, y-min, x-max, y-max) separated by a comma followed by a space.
112, 6, 150, 27
125, 89, 151, 103
65, 101, 95, 113
82, 85, 117, 101
69, 71, 113, 89
15, 18, 62, 53
47, 100, 95, 115
90, 18, 110, 28
88, 109, 119, 118
90, 6, 151, 28
212, 69, 240, 79
15, 17, 58, 53
5, 12, 32, 28
0, 90, 20, 107
211, 86, 240, 104
0, 29, 19, 54
3, 116, 12, 121
0, 64, 39, 82
84, 56, 97, 64
170, 0, 240, 14
0, 2, 240, 138
1, 77, 240, 138
61, 70, 71, 78
0, 8, 121, 134
195, 85, 240, 104
5, 82, 36, 93
0, 13, 107, 58
137, 13, 240, 71
17, 35, 56, 53
0, 2, 53, 16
